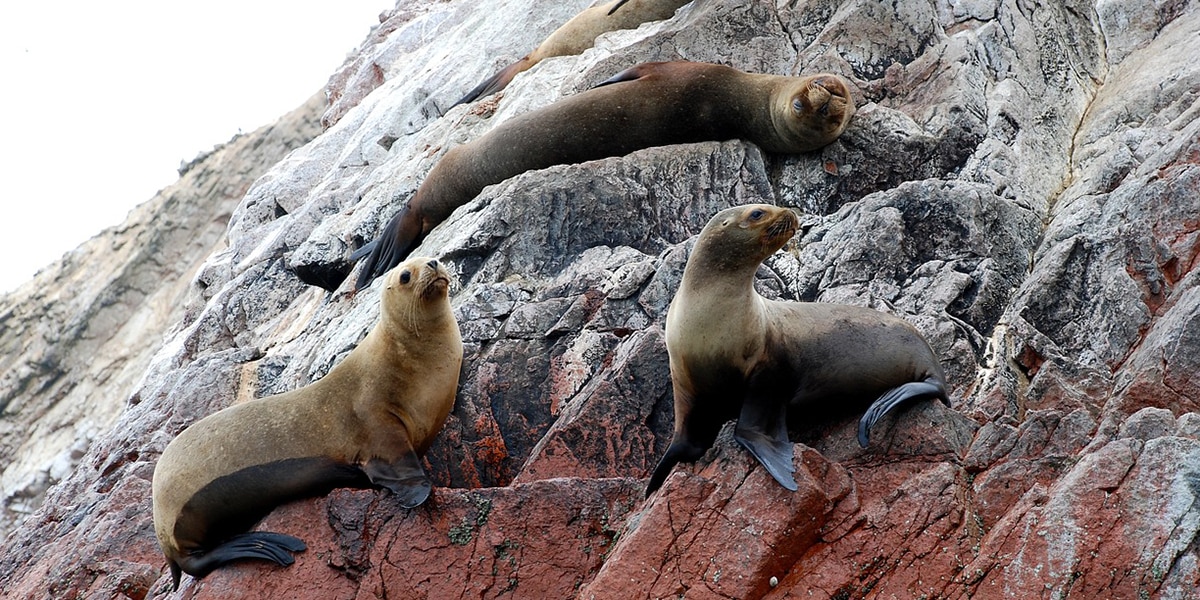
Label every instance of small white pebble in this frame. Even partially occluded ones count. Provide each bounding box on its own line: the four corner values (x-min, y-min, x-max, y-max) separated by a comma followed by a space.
769, 576, 779, 587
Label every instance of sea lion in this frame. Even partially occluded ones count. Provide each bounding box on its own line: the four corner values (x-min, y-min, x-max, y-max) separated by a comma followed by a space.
350, 61, 855, 291
152, 256, 463, 590
453, 0, 691, 107
646, 204, 950, 495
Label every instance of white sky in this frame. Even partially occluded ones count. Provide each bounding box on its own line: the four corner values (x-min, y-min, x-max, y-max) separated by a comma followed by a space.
0, 0, 396, 293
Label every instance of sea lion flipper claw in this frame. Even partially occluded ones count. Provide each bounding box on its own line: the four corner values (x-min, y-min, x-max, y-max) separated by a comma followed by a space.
857, 376, 948, 447
364, 451, 434, 508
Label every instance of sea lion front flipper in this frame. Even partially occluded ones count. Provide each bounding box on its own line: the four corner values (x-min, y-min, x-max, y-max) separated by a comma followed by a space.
364, 450, 433, 508
354, 205, 426, 291
857, 376, 949, 447
733, 389, 797, 491
645, 438, 706, 497
175, 531, 307, 584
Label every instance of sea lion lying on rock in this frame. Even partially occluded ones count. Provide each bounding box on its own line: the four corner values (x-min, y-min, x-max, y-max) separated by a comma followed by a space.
348, 61, 855, 292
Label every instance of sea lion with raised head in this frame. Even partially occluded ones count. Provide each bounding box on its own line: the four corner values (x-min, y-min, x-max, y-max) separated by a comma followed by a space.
349, 61, 855, 292
152, 256, 463, 590
646, 204, 950, 495
454, 0, 691, 106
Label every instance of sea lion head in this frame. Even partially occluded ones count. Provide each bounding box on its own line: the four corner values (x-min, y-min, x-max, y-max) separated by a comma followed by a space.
693, 204, 800, 273
772, 73, 855, 152
380, 256, 454, 332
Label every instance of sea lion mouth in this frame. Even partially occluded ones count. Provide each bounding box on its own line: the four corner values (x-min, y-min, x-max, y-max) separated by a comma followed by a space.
765, 211, 799, 241
793, 76, 850, 122
421, 275, 451, 300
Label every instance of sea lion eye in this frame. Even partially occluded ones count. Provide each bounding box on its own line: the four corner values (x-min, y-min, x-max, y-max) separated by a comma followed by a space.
400, 271, 411, 284
749, 209, 766, 221
792, 98, 804, 114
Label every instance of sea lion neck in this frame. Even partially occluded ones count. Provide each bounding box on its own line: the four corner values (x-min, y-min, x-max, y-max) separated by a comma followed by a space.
679, 239, 762, 298
376, 295, 454, 346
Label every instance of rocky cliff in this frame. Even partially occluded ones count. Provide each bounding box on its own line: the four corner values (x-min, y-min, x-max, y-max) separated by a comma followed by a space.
2, 0, 1199, 598
0, 93, 324, 541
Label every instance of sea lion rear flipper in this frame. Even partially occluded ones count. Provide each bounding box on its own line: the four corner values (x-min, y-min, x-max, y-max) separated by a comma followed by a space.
452, 56, 534, 107
354, 205, 426, 291
857, 376, 949, 447
364, 450, 433, 508
606, 0, 633, 15
734, 390, 797, 491
175, 532, 307, 583
349, 239, 377, 262
592, 63, 653, 88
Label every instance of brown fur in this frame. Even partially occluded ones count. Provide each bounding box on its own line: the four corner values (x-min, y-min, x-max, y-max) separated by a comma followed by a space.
152, 257, 462, 589
648, 204, 948, 495
454, 0, 692, 106
354, 62, 856, 291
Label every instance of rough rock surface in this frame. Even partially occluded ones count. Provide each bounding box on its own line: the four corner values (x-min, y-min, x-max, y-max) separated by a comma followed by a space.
3, 0, 1200, 598
0, 93, 324, 541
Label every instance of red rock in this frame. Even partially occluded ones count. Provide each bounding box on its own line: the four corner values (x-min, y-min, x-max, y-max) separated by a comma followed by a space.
580, 432, 852, 600
171, 478, 641, 600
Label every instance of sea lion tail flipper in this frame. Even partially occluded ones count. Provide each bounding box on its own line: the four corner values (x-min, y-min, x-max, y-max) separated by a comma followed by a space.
176, 532, 307, 580
857, 376, 948, 447
453, 56, 534, 107
606, 0, 633, 15
734, 391, 797, 491
354, 205, 425, 291
364, 450, 433, 508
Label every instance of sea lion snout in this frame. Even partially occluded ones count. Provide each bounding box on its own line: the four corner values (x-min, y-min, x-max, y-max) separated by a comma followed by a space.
764, 209, 799, 241
795, 75, 849, 118
758, 206, 799, 251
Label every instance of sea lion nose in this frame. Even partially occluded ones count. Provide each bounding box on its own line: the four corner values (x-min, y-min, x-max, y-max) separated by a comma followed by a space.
427, 259, 439, 270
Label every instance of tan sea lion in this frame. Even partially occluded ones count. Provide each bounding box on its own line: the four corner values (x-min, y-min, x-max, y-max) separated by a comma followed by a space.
350, 61, 856, 291
453, 0, 691, 107
646, 204, 950, 495
152, 256, 463, 590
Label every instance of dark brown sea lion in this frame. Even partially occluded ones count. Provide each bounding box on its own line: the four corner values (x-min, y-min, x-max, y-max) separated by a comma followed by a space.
351, 61, 856, 291
453, 0, 691, 107
646, 204, 950, 495
152, 256, 463, 589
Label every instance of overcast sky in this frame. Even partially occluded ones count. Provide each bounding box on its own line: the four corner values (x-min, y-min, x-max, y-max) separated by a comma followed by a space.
0, 0, 395, 293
